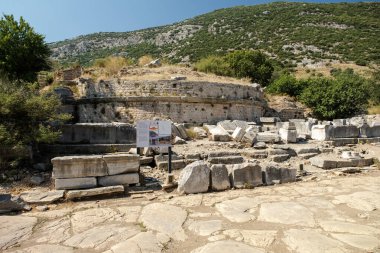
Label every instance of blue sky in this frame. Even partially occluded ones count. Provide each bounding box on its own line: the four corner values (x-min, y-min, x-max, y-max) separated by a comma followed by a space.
0, 0, 377, 42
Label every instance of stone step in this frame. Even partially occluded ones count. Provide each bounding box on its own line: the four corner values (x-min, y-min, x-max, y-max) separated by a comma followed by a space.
156, 160, 187, 170
55, 177, 97, 190
66, 185, 125, 200
208, 156, 244, 164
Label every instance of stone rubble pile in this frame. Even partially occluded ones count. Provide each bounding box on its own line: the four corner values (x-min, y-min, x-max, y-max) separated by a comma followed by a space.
191, 116, 380, 147
52, 154, 140, 190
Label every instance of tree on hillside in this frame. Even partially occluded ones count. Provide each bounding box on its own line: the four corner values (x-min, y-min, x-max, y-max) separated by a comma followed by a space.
0, 15, 51, 82
225, 50, 274, 86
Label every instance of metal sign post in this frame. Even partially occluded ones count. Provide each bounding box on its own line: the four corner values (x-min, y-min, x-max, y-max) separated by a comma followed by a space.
136, 120, 174, 187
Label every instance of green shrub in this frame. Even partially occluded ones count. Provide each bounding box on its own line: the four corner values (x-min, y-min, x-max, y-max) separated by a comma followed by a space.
224, 50, 274, 86
194, 55, 231, 76
266, 74, 307, 97
195, 50, 274, 86
300, 70, 369, 120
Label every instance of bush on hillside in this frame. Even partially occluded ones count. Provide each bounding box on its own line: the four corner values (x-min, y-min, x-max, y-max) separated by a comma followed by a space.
224, 50, 274, 86
194, 55, 231, 76
266, 73, 307, 97
194, 50, 274, 86
93, 56, 132, 76
300, 70, 369, 120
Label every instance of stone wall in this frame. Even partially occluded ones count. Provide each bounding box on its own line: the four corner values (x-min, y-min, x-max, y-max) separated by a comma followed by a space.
66, 79, 266, 124
77, 79, 264, 100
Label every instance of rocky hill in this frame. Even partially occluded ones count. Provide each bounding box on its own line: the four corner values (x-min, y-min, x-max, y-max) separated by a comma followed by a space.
50, 2, 380, 67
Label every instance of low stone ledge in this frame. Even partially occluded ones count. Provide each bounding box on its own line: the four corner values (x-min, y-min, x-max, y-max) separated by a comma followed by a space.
55, 177, 97, 190
66, 185, 125, 200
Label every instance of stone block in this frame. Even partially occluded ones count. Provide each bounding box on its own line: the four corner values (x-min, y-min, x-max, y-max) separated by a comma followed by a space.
20, 190, 65, 204
174, 123, 188, 140
311, 125, 333, 141
171, 124, 183, 138
156, 160, 187, 170
264, 165, 297, 185
140, 156, 154, 165
271, 154, 290, 162
66, 186, 125, 200
242, 126, 258, 145
208, 156, 244, 164
247, 150, 268, 159
268, 149, 289, 155
178, 161, 210, 194
210, 164, 231, 191
310, 157, 337, 169
209, 126, 231, 142
332, 125, 359, 138
232, 120, 249, 131
208, 151, 241, 157
98, 173, 140, 186
232, 127, 245, 142
217, 120, 238, 134
256, 132, 281, 143
103, 154, 140, 175
260, 117, 280, 123
52, 155, 106, 179
279, 128, 297, 143
360, 125, 380, 138
55, 177, 97, 190
230, 163, 262, 188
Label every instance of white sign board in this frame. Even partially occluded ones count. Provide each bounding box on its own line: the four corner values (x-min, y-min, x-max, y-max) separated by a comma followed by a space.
136, 120, 172, 147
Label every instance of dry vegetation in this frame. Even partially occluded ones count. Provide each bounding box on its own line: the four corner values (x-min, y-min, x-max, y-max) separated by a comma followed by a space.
294, 62, 376, 79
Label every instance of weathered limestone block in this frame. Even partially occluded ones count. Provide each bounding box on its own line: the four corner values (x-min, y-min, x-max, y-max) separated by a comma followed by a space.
332, 125, 359, 138
256, 132, 281, 143
310, 157, 337, 169
232, 127, 245, 142
171, 123, 183, 138
20, 190, 65, 204
55, 177, 97, 190
208, 151, 241, 157
157, 160, 187, 170
217, 120, 238, 134
233, 120, 249, 131
311, 125, 333, 141
208, 156, 244, 164
310, 156, 374, 169
210, 164, 231, 191
360, 124, 380, 138
98, 173, 139, 186
178, 161, 210, 194
175, 123, 188, 140
230, 163, 262, 188
241, 126, 258, 145
209, 126, 231, 142
103, 154, 139, 175
264, 164, 296, 185
279, 128, 297, 143
52, 155, 106, 179
66, 186, 124, 200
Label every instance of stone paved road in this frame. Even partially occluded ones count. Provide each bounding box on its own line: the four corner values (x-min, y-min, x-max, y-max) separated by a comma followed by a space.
1, 171, 380, 253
